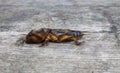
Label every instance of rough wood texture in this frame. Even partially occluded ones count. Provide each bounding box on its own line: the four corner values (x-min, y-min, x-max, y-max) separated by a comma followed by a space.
0, 0, 120, 73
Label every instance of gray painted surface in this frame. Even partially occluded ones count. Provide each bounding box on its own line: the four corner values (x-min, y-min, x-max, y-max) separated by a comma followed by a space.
0, 0, 120, 73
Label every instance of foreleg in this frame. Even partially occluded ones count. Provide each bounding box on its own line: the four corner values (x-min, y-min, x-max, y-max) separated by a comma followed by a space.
39, 33, 58, 46
39, 35, 50, 47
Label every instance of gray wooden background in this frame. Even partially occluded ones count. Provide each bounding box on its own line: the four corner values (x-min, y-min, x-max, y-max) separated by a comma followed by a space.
0, 0, 120, 73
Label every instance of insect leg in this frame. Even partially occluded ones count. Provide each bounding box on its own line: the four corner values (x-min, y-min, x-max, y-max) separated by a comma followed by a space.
70, 37, 85, 45
58, 35, 72, 42
39, 34, 50, 47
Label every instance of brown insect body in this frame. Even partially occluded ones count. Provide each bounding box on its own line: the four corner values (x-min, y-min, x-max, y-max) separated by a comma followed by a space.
25, 28, 85, 46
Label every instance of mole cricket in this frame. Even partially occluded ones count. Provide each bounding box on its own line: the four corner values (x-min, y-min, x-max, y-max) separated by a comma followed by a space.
17, 28, 88, 47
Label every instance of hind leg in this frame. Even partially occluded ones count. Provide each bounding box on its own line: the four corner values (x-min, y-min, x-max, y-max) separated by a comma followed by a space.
70, 37, 85, 45
58, 35, 84, 45
58, 35, 72, 42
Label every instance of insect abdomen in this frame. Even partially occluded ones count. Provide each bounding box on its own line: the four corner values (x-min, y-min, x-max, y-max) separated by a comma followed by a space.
66, 31, 82, 37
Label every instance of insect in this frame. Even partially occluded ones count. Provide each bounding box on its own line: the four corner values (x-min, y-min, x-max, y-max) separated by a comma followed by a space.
23, 28, 87, 47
